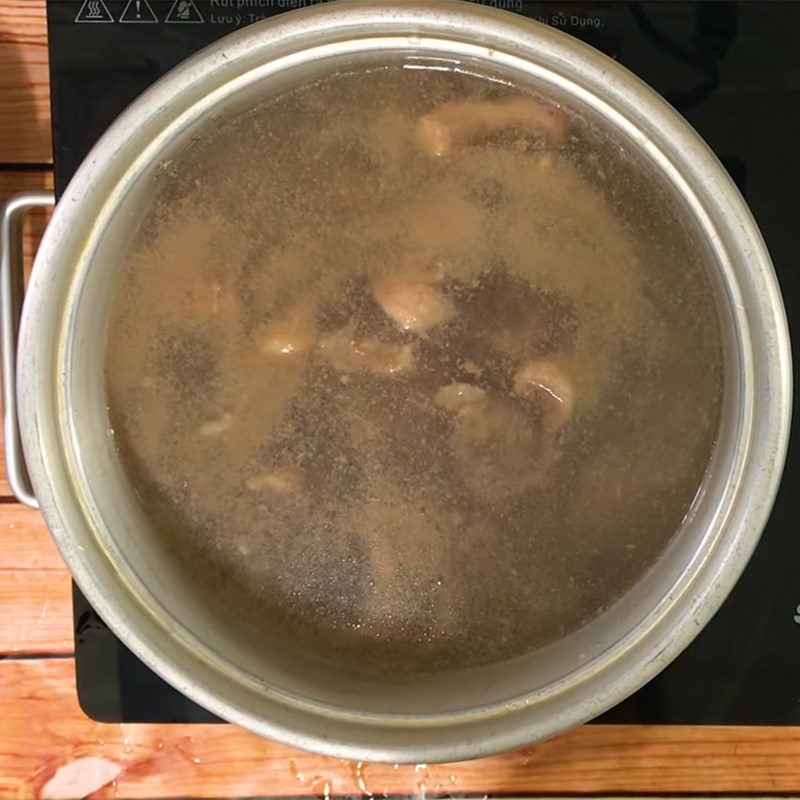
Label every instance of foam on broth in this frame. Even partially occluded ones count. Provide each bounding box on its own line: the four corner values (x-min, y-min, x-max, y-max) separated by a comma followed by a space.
105, 61, 723, 673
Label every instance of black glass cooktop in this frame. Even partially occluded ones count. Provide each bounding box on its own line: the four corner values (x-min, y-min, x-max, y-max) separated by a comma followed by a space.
48, 0, 799, 726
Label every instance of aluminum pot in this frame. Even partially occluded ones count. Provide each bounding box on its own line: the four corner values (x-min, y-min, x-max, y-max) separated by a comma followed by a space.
1, 0, 791, 763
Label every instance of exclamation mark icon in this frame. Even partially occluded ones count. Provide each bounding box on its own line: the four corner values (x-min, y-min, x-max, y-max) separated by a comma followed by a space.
119, 0, 157, 22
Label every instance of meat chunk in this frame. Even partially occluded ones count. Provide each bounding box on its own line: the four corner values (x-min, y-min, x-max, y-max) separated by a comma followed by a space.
417, 98, 567, 157
199, 412, 233, 437
319, 323, 415, 375
513, 359, 574, 432
461, 360, 484, 377
245, 467, 299, 495
433, 382, 488, 415
372, 266, 455, 334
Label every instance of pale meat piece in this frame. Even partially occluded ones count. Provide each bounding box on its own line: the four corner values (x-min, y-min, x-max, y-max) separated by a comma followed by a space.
433, 382, 488, 415
461, 360, 483, 377
199, 412, 233, 437
319, 322, 415, 375
417, 97, 567, 157
513, 358, 575, 432
371, 265, 455, 334
245, 467, 300, 494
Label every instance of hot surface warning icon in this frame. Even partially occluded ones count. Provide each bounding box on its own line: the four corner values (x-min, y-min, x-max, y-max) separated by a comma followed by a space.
120, 0, 158, 23
75, 0, 113, 23
165, 0, 204, 23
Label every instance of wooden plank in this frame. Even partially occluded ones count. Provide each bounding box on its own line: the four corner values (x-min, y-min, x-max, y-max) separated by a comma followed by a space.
0, 505, 63, 571
0, 0, 51, 164
1, 659, 799, 798
0, 506, 72, 655
0, 570, 72, 654
0, 170, 54, 498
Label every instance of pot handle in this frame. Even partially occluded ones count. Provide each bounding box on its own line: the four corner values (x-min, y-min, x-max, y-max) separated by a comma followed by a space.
1, 191, 55, 509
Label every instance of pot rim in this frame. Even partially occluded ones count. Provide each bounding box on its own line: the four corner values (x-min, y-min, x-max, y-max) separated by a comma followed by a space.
18, 0, 792, 762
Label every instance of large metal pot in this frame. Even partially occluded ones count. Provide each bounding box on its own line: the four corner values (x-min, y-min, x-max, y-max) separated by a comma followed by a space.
2, 0, 791, 763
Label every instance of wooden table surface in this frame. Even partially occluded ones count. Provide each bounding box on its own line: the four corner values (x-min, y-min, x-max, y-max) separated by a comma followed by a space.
1, 2, 798, 798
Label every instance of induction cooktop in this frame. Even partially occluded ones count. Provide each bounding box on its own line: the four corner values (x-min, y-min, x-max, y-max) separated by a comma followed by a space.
46, 0, 799, 726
